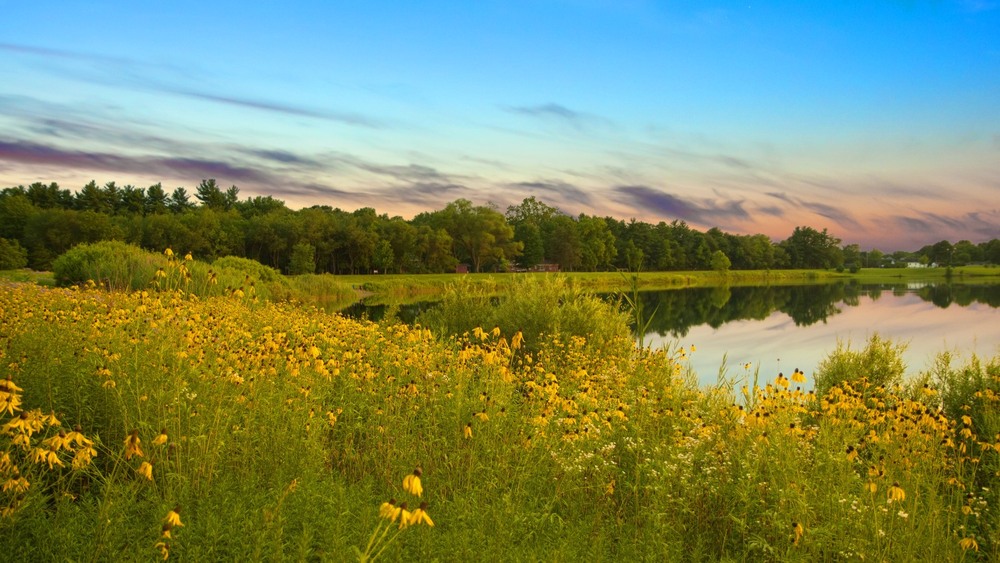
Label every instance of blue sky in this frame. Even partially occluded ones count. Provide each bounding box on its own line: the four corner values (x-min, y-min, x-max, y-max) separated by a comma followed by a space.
1, 0, 998, 249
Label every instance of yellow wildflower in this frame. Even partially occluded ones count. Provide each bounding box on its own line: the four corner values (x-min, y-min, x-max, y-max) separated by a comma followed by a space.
124, 430, 143, 460
409, 502, 434, 527
887, 482, 906, 504
403, 468, 423, 497
379, 499, 398, 520
152, 430, 168, 446
959, 536, 979, 552
155, 541, 170, 560
164, 248, 174, 257
164, 506, 183, 528
72, 445, 97, 469
791, 369, 806, 383
398, 502, 412, 530
792, 522, 804, 545
138, 461, 154, 481
464, 423, 473, 439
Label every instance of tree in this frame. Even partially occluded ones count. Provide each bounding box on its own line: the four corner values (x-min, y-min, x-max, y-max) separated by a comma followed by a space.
866, 248, 884, 268
710, 249, 731, 273
75, 181, 111, 214
0, 238, 28, 269
169, 188, 195, 213
514, 222, 544, 269
195, 179, 227, 210
577, 215, 617, 271
780, 226, 843, 269
425, 199, 521, 272
287, 242, 316, 275
145, 183, 170, 215
372, 239, 395, 273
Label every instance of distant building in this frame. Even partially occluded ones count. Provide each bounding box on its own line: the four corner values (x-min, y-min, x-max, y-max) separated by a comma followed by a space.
531, 263, 560, 273
906, 262, 938, 268
455, 264, 470, 274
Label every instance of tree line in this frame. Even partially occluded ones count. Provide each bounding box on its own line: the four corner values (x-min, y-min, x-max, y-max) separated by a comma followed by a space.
1, 179, 999, 274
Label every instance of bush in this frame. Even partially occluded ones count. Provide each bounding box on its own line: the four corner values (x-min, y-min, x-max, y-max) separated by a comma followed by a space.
213, 256, 283, 283
813, 333, 907, 397
0, 237, 28, 270
417, 275, 632, 355
52, 241, 162, 290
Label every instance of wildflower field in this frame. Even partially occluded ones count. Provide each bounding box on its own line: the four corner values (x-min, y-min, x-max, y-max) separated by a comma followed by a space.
1, 276, 998, 561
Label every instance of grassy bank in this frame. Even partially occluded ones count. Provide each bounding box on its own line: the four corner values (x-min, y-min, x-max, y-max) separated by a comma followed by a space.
0, 280, 997, 560
338, 265, 1000, 303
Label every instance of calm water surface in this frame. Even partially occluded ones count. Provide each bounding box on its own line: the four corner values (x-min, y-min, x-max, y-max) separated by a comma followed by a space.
639, 282, 1000, 386
340, 282, 1000, 387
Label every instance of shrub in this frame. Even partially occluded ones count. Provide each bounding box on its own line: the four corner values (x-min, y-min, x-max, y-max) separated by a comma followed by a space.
0, 237, 28, 270
52, 241, 162, 290
813, 332, 907, 397
212, 256, 283, 283
417, 275, 632, 355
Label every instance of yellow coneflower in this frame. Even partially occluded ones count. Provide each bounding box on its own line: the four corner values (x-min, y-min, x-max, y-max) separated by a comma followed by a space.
791, 369, 806, 383
464, 423, 473, 439
846, 445, 858, 462
887, 482, 906, 504
155, 540, 170, 560
164, 506, 183, 528
138, 461, 154, 481
511, 330, 524, 350
409, 502, 434, 527
398, 502, 413, 530
792, 522, 804, 545
124, 430, 143, 460
160, 523, 173, 540
379, 499, 398, 520
72, 445, 97, 469
152, 430, 168, 446
164, 248, 174, 257
865, 481, 878, 494
403, 468, 423, 497
959, 536, 979, 552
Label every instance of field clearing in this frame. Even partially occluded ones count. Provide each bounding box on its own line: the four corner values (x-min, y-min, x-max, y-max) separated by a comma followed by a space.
1, 281, 998, 560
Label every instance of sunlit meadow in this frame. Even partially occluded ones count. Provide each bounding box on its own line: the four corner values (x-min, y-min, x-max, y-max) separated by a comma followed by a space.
1, 256, 998, 560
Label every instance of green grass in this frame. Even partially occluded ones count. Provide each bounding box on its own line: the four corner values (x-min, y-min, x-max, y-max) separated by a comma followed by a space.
1, 280, 997, 561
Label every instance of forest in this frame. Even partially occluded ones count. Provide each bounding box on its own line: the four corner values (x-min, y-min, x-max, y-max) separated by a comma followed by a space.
2, 179, 998, 274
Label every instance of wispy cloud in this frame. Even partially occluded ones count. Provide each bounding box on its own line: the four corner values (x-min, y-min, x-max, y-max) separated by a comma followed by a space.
614, 185, 750, 226
765, 191, 861, 229
508, 180, 594, 206
502, 102, 612, 132
1, 42, 384, 128
0, 139, 277, 185
165, 89, 384, 128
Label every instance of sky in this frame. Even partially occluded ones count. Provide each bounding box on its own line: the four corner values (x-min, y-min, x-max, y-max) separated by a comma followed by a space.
1, 1, 998, 250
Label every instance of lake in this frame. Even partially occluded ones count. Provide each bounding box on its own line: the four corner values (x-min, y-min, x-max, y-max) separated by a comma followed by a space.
339, 281, 1000, 388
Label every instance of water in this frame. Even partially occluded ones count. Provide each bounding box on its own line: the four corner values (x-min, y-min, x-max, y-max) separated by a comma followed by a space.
637, 282, 1000, 386
338, 281, 1000, 387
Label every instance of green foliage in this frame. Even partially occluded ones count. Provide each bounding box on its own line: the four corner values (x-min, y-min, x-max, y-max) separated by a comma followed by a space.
52, 240, 163, 291
288, 242, 317, 275
0, 237, 28, 270
710, 249, 731, 272
928, 350, 1000, 439
417, 275, 632, 355
814, 333, 907, 397
213, 255, 283, 283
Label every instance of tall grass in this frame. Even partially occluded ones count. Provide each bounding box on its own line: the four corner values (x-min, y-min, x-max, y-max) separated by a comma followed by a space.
0, 281, 997, 561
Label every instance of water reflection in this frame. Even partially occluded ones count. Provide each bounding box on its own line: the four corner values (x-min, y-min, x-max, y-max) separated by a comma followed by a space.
638, 282, 1000, 387
337, 281, 1000, 387
634, 282, 1000, 338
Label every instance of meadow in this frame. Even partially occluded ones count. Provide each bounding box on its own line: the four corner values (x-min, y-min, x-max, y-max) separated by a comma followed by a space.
0, 248, 998, 561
